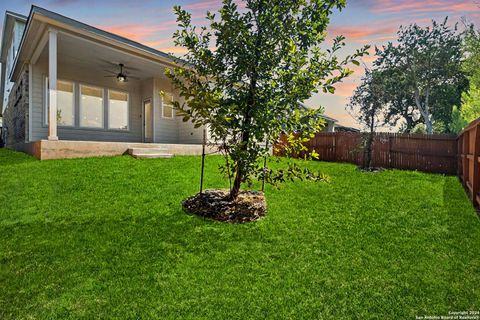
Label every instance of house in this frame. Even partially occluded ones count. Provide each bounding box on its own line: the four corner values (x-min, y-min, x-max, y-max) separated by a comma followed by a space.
0, 6, 339, 160
0, 6, 209, 160
334, 124, 360, 133
296, 102, 337, 132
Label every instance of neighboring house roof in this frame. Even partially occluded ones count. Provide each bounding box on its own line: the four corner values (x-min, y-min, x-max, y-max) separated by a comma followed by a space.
297, 102, 338, 123
9, 5, 184, 82
334, 124, 360, 132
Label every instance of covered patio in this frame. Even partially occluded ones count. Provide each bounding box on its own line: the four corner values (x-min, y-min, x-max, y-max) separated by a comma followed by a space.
8, 6, 203, 154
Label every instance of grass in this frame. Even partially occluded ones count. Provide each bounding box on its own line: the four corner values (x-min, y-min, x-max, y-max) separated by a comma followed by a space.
0, 148, 479, 319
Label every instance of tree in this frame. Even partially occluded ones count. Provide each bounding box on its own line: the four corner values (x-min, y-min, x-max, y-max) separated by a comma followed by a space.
460, 85, 480, 122
448, 25, 480, 134
463, 26, 480, 86
374, 18, 467, 134
449, 105, 468, 134
348, 69, 385, 169
167, 0, 368, 200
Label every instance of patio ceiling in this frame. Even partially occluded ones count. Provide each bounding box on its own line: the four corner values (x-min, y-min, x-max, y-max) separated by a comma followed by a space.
36, 31, 169, 82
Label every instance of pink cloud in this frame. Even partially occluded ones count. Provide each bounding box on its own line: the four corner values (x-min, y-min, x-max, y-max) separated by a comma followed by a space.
333, 82, 358, 98
142, 38, 174, 48
99, 21, 176, 42
184, 0, 246, 12
184, 0, 220, 10
371, 0, 477, 15
329, 25, 397, 42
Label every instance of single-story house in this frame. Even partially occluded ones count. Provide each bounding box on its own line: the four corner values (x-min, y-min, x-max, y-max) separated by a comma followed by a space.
334, 124, 360, 132
0, 6, 337, 160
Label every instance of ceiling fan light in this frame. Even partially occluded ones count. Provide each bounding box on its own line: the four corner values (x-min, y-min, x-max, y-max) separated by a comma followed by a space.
117, 74, 126, 82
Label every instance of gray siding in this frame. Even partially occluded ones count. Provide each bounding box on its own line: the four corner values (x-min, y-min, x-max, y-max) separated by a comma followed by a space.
29, 62, 204, 144
153, 77, 178, 143
31, 62, 143, 142
178, 101, 204, 144
152, 77, 203, 144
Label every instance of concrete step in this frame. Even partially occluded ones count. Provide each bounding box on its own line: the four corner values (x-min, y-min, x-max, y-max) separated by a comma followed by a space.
132, 153, 173, 159
128, 147, 168, 155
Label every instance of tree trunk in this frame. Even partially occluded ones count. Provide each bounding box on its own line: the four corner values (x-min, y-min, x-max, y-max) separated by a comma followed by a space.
229, 79, 255, 200
414, 88, 433, 134
229, 2, 263, 201
366, 113, 375, 169
230, 167, 243, 200
229, 123, 251, 200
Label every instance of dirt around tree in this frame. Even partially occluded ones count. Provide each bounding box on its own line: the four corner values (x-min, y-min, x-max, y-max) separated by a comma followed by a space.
182, 189, 267, 223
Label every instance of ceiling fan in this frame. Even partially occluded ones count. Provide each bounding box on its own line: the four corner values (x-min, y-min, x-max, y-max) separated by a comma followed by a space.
104, 63, 140, 82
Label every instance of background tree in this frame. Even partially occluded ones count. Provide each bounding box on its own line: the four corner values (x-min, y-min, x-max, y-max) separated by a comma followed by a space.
449, 105, 468, 134
374, 18, 467, 134
463, 25, 480, 86
448, 25, 480, 134
348, 69, 385, 169
167, 0, 368, 200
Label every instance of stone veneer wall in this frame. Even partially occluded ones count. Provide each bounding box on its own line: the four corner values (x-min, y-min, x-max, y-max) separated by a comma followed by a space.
3, 69, 28, 148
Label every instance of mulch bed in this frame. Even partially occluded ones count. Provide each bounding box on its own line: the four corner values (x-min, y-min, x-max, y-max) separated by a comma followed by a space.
182, 189, 267, 223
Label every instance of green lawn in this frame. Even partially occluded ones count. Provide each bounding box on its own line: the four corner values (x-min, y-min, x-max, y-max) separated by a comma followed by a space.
0, 149, 479, 319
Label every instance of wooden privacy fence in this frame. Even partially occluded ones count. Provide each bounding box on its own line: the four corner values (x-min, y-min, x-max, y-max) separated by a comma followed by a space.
458, 119, 480, 207
274, 132, 458, 175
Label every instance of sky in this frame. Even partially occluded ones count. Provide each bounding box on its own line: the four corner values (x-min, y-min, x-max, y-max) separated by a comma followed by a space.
1, 0, 479, 129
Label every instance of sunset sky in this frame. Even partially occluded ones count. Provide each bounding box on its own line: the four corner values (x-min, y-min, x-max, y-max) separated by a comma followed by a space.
1, 0, 479, 129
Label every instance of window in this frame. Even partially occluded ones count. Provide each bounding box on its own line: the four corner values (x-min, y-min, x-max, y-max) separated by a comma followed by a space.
80, 85, 104, 128
56, 81, 75, 126
162, 92, 174, 118
45, 78, 75, 126
108, 90, 129, 130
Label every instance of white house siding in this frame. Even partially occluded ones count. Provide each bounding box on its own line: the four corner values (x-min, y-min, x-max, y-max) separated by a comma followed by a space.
152, 77, 203, 144
31, 61, 143, 142
178, 106, 204, 144
29, 63, 204, 144
140, 78, 154, 142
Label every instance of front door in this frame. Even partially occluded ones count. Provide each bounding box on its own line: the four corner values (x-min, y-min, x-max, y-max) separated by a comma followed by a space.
143, 99, 153, 142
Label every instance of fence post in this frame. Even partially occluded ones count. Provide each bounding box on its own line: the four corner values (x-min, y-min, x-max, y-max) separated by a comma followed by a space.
199, 128, 206, 194
463, 131, 469, 190
333, 133, 337, 162
388, 135, 392, 168
472, 125, 480, 207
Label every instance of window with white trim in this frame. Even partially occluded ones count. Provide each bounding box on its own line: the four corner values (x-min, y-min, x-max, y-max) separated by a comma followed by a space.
162, 92, 174, 118
80, 85, 104, 128
108, 90, 129, 130
45, 78, 75, 126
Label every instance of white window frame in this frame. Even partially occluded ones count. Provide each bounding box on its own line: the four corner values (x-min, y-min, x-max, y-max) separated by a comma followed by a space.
79, 84, 105, 129
107, 89, 130, 131
162, 92, 175, 119
44, 77, 75, 127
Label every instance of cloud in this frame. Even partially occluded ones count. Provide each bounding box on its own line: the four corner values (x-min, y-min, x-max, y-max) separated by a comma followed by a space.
328, 24, 397, 42
142, 38, 174, 48
374, 0, 477, 15
184, 0, 221, 10
98, 22, 174, 42
350, 0, 478, 15
183, 0, 246, 11
333, 82, 358, 98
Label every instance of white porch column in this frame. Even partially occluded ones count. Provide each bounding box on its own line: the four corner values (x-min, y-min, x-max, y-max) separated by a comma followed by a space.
48, 29, 58, 141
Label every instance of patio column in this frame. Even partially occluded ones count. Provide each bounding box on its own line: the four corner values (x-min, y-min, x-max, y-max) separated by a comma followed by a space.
48, 29, 58, 141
